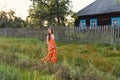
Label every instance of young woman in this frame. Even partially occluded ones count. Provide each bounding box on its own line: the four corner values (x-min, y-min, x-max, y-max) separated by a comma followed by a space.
41, 28, 58, 64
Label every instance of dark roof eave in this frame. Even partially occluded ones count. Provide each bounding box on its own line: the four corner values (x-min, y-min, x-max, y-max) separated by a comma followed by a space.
78, 11, 120, 17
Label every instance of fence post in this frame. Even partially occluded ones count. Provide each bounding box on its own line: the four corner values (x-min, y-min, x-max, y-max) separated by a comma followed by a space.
118, 26, 120, 42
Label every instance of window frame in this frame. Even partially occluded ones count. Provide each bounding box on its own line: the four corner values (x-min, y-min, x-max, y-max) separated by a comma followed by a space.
90, 18, 97, 28
111, 17, 120, 27
80, 20, 86, 29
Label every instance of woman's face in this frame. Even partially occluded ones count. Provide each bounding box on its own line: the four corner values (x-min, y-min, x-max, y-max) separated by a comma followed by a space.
48, 29, 52, 34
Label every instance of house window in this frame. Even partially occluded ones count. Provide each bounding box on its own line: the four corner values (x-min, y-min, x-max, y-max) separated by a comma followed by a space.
80, 20, 86, 29
90, 19, 97, 28
111, 17, 120, 27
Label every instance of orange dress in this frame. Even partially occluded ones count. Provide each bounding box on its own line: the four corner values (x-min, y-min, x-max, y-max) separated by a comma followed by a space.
41, 37, 58, 63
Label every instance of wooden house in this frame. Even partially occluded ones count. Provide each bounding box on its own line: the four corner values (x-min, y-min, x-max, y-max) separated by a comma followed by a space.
75, 0, 120, 28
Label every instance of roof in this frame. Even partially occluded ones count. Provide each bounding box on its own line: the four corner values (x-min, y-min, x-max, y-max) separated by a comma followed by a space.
78, 0, 120, 16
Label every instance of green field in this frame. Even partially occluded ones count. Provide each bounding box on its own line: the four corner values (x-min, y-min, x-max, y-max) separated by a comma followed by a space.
0, 37, 120, 80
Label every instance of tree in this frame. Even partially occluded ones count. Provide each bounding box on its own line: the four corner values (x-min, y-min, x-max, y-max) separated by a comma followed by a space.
0, 10, 25, 28
7, 10, 15, 20
64, 12, 77, 27
117, 0, 120, 3
28, 0, 72, 27
0, 11, 9, 28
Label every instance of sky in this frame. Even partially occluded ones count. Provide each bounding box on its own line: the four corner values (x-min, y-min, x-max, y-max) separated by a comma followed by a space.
0, 0, 95, 20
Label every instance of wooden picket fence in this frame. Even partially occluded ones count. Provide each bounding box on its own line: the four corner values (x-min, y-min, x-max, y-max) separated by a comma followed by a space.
0, 25, 119, 44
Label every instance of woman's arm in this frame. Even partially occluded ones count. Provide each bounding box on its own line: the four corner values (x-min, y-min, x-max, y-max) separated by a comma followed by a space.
46, 36, 54, 48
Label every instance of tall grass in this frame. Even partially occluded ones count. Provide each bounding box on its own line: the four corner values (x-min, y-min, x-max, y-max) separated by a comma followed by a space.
0, 36, 120, 80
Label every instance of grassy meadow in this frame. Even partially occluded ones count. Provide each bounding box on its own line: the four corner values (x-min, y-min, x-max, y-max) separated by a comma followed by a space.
0, 37, 120, 80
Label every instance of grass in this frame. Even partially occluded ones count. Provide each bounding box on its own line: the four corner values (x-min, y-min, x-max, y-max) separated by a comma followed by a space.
0, 36, 120, 80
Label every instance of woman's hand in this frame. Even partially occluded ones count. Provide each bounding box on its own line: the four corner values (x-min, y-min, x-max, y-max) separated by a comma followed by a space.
51, 45, 55, 48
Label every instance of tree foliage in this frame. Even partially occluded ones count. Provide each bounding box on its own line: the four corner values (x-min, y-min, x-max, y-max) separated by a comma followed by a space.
117, 0, 120, 3
0, 10, 25, 28
28, 0, 72, 27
